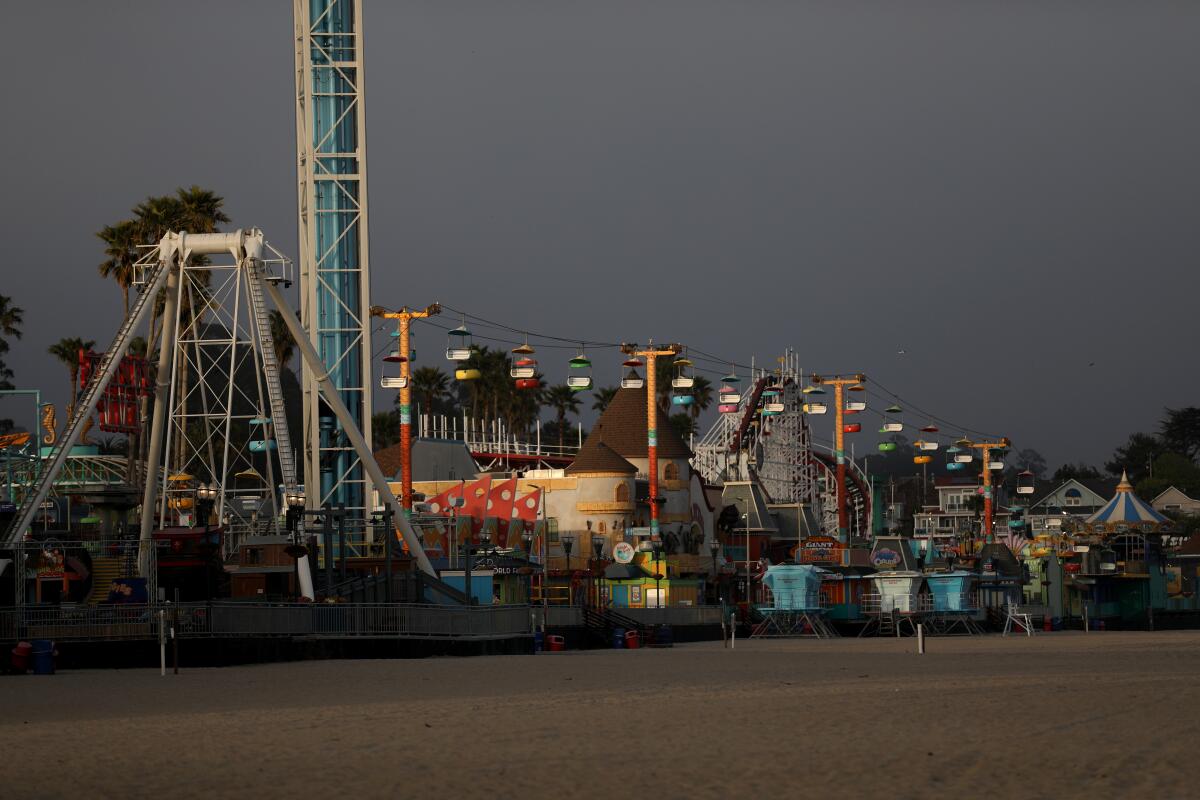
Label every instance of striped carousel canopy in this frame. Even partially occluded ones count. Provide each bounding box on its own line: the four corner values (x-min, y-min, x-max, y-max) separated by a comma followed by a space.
1086, 471, 1168, 526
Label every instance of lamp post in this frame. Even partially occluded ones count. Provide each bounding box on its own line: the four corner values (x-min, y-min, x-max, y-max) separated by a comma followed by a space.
710, 538, 721, 604
561, 535, 574, 605
740, 505, 751, 606
657, 542, 667, 609
528, 484, 548, 632
195, 483, 217, 530
522, 528, 534, 604
592, 535, 605, 607
284, 489, 307, 601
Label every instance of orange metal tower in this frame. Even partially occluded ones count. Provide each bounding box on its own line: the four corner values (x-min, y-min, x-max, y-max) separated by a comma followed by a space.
372, 304, 440, 512
966, 436, 1011, 542
810, 373, 865, 548
622, 341, 681, 541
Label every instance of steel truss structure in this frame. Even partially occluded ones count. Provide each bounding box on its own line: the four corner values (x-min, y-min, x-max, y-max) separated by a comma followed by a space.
294, 0, 373, 517
156, 234, 297, 528
692, 351, 872, 537
3, 230, 435, 580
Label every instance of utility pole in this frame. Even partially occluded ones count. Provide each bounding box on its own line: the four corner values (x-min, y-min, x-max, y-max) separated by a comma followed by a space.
810, 374, 865, 560
371, 304, 441, 513
622, 341, 681, 542
963, 436, 1011, 543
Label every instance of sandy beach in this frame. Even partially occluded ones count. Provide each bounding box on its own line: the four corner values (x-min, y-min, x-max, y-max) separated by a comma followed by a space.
2, 631, 1198, 799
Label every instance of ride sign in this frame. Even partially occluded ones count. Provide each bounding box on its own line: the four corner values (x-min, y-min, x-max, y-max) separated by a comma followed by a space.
797, 536, 844, 565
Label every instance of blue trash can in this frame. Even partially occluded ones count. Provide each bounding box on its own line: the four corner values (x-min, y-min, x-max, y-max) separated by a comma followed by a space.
31, 640, 55, 675
612, 628, 625, 649
653, 625, 674, 648
534, 631, 544, 652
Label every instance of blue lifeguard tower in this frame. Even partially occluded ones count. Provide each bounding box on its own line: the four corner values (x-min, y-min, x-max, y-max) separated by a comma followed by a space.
925, 570, 984, 634
751, 564, 838, 638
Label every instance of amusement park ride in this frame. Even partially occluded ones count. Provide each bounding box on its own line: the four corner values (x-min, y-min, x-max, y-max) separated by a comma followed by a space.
0, 0, 1018, 598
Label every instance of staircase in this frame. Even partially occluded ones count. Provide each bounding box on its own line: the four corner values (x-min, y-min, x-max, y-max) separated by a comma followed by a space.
246, 267, 297, 500
86, 557, 122, 604
582, 606, 649, 646
4, 258, 171, 546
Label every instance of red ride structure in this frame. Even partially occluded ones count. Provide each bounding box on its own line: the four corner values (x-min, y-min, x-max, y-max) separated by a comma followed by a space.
78, 348, 151, 433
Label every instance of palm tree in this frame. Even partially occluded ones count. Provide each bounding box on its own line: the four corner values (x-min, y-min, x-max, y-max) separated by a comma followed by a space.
96, 219, 141, 319
688, 374, 713, 420
669, 412, 697, 439
47, 337, 96, 407
410, 366, 450, 417
592, 385, 618, 414
543, 385, 582, 448
268, 310, 296, 372
0, 294, 23, 394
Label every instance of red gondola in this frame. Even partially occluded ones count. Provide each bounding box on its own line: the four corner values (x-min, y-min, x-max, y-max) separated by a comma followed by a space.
843, 423, 861, 433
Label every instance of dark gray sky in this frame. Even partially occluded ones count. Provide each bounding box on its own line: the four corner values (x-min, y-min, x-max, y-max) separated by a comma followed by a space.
2, 1, 1198, 468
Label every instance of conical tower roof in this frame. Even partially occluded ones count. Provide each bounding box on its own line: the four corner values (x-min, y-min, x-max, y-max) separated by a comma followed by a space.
1086, 469, 1167, 526
589, 385, 692, 460
566, 436, 637, 475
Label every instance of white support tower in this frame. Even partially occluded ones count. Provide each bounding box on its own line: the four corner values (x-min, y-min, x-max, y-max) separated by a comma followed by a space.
294, 0, 373, 517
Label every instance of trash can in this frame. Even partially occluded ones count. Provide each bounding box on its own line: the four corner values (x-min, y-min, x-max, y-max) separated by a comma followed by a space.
534, 631, 544, 652
612, 628, 625, 649
547, 635, 566, 652
10, 641, 32, 673
31, 640, 56, 675
651, 624, 674, 648
624, 630, 640, 650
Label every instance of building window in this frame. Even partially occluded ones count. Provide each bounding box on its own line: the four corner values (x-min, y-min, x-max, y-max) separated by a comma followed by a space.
598, 522, 606, 533
663, 462, 679, 481
1065, 488, 1082, 507
615, 483, 630, 503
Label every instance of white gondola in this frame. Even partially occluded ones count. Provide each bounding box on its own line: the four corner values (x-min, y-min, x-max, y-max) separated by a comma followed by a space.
380, 376, 408, 389
764, 402, 785, 413
1017, 470, 1036, 495
802, 402, 828, 415
719, 386, 740, 404
446, 322, 472, 362
511, 358, 537, 379
621, 369, 644, 389
567, 352, 593, 391
989, 460, 1004, 471
845, 401, 866, 412
881, 422, 903, 433
916, 440, 939, 451
954, 453, 973, 464
672, 356, 695, 390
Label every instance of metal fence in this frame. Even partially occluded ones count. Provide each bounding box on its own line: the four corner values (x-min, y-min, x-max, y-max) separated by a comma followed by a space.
537, 604, 724, 629
0, 602, 533, 643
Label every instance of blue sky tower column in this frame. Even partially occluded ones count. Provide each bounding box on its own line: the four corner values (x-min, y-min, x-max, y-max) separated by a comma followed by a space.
294, 0, 373, 516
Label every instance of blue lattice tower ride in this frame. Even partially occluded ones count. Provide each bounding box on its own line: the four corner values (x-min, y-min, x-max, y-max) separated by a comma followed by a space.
294, 0, 373, 516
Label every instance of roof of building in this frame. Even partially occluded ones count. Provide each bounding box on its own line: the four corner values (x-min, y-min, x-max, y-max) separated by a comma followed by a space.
1086, 471, 1169, 525
565, 436, 637, 475
1029, 477, 1117, 509
374, 438, 480, 482
588, 386, 692, 460
1153, 486, 1200, 505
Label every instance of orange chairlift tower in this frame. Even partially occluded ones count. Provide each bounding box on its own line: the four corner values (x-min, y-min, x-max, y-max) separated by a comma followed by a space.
371, 303, 441, 512
621, 341, 681, 541
963, 436, 1011, 542
810, 373, 866, 548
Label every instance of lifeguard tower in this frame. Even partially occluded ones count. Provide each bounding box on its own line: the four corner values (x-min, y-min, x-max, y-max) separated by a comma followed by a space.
751, 563, 838, 638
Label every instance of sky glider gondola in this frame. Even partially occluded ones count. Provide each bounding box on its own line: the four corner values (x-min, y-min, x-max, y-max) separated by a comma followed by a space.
567, 351, 593, 391
877, 442, 897, 452
1017, 470, 1036, 495
843, 423, 861, 433
803, 402, 827, 415
446, 321, 473, 362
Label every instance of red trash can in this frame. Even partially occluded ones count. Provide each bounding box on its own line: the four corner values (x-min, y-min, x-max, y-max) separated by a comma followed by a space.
11, 641, 32, 673
547, 635, 566, 652
624, 630, 640, 650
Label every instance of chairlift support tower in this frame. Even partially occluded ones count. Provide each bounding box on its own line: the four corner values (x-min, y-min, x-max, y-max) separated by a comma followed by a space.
294, 0, 374, 516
